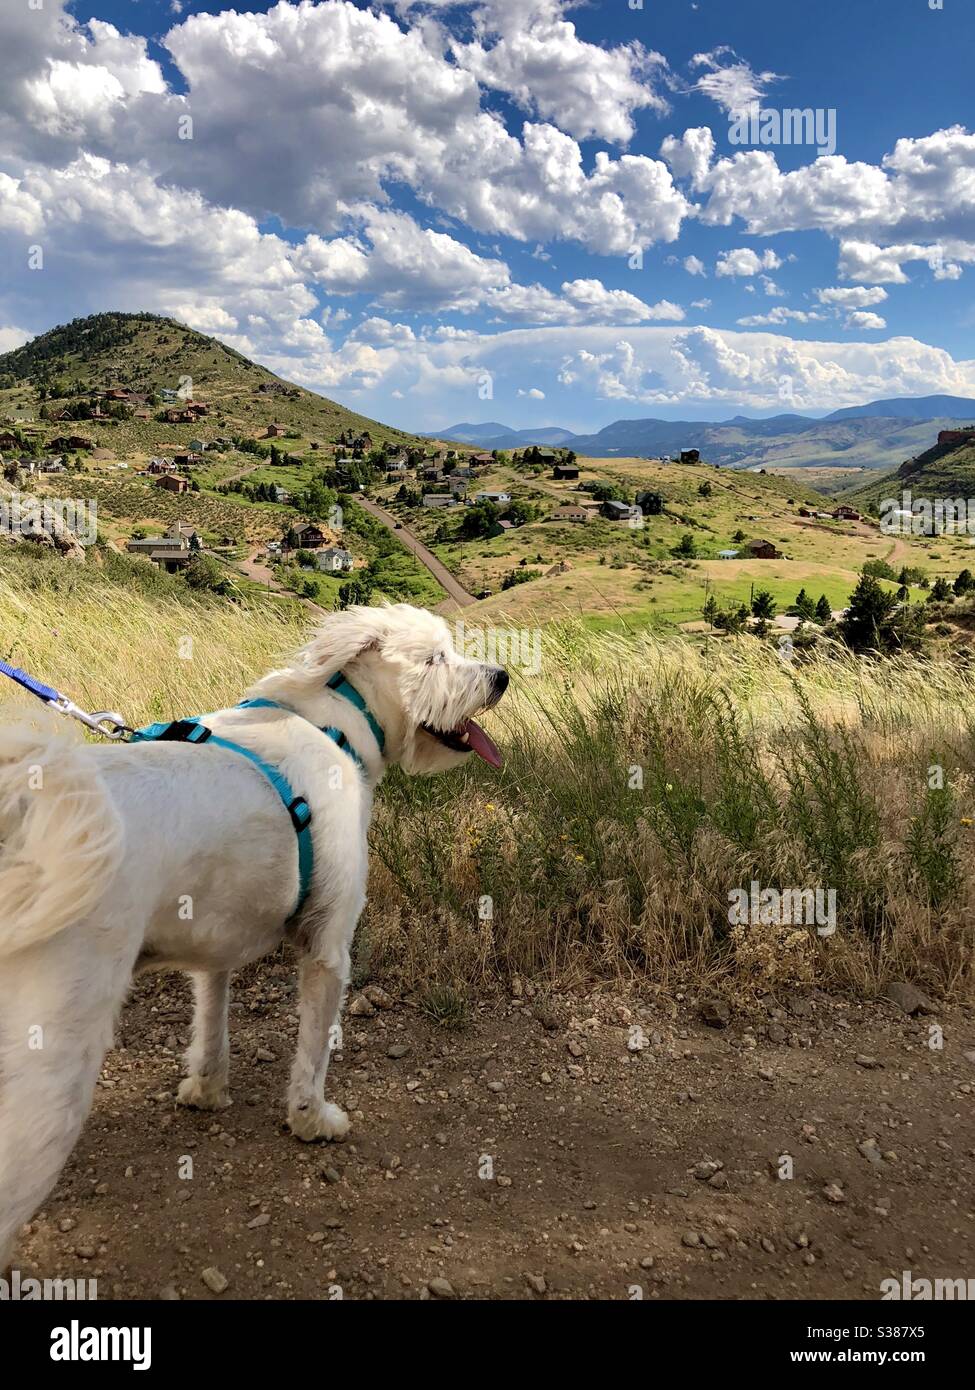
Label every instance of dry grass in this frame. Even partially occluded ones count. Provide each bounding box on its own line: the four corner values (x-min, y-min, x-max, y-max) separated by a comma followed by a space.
2, 551, 972, 1008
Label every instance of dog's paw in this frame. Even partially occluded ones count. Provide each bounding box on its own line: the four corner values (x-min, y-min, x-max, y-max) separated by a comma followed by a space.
288, 1099, 350, 1142
177, 1075, 232, 1111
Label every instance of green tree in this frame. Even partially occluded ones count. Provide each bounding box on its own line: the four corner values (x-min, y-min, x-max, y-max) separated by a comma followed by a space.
751, 589, 777, 620
814, 594, 832, 623
954, 568, 974, 596
793, 588, 815, 620
674, 533, 696, 558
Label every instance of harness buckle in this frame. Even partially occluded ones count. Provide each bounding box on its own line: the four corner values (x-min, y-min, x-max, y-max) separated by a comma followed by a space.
288, 796, 312, 832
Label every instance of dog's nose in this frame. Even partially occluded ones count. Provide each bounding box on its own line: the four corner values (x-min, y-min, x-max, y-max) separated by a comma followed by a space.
491, 667, 510, 696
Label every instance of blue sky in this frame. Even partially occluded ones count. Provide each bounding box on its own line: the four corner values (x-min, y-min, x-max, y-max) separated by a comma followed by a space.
1, 0, 973, 432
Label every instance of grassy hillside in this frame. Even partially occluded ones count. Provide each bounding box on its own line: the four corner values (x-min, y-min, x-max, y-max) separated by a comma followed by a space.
847, 438, 975, 511
379, 453, 955, 631
0, 311, 418, 452
3, 548, 971, 1003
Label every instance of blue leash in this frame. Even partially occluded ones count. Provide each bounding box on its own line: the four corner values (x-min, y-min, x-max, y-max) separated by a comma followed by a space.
0, 659, 384, 920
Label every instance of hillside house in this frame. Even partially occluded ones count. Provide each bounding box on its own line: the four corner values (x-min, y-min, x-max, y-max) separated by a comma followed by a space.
679, 448, 701, 464
601, 499, 641, 524
422, 466, 444, 482
271, 486, 290, 503
832, 505, 860, 521
189, 438, 207, 453
475, 491, 511, 504
449, 476, 468, 497
471, 452, 494, 466
553, 463, 579, 480
797, 507, 813, 517
0, 432, 20, 450
291, 523, 327, 548
49, 435, 94, 451
317, 547, 354, 573
173, 453, 203, 467
718, 549, 739, 559
422, 494, 458, 507
147, 458, 176, 474
938, 427, 975, 446
41, 460, 65, 473
264, 424, 288, 438
155, 474, 190, 493
547, 505, 588, 523
743, 538, 780, 559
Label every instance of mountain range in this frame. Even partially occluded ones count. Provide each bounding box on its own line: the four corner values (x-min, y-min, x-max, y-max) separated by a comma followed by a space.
433, 396, 975, 471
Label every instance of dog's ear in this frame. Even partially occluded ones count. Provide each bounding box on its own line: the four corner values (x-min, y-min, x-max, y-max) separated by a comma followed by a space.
297, 606, 385, 684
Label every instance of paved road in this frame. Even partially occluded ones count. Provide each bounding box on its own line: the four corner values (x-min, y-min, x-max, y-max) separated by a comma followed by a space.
358, 495, 477, 608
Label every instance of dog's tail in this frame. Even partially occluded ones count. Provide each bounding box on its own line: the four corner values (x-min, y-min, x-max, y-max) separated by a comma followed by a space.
0, 713, 123, 957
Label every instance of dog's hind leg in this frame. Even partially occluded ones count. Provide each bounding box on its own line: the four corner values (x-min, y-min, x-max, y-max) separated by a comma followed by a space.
0, 921, 136, 1272
177, 971, 232, 1111
287, 939, 352, 1142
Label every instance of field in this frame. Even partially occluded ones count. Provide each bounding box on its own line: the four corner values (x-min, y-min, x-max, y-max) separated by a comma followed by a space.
3, 546, 975, 1300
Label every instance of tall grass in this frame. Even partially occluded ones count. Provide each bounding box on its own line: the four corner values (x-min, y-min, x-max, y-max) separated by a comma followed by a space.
3, 549, 972, 1005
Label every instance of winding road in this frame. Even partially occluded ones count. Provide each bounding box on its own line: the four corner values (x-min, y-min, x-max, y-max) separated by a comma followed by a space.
357, 495, 477, 608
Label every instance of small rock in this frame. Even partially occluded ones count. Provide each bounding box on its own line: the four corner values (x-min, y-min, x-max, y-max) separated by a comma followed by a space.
882, 981, 936, 1016
525, 1273, 546, 1294
247, 1212, 271, 1229
201, 1267, 229, 1294
348, 995, 376, 1018
681, 1231, 701, 1248
855, 1055, 881, 1069
823, 1182, 846, 1205
567, 1039, 585, 1058
254, 1047, 276, 1063
427, 1277, 455, 1299
387, 1043, 409, 1059
364, 985, 394, 1010
701, 999, 730, 1029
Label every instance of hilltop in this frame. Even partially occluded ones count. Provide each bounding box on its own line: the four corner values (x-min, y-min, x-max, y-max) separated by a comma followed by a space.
0, 312, 419, 452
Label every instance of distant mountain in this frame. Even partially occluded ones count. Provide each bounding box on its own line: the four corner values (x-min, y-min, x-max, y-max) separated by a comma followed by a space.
826, 395, 975, 422
433, 397, 975, 472
433, 422, 578, 448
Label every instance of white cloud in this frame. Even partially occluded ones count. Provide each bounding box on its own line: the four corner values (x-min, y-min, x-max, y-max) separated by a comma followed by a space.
837, 238, 975, 284
683, 255, 706, 276
715, 247, 782, 277
688, 48, 782, 116
845, 310, 886, 330
450, 0, 669, 144
816, 285, 889, 307
659, 126, 715, 188
736, 307, 826, 327
517, 386, 545, 399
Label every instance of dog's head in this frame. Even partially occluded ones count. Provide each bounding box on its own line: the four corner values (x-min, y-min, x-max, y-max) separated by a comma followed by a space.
284, 603, 508, 775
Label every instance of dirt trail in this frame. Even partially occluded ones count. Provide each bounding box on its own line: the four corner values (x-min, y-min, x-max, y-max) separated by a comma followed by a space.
15, 966, 975, 1301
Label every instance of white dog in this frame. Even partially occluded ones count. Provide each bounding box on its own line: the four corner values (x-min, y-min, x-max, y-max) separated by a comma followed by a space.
0, 602, 507, 1269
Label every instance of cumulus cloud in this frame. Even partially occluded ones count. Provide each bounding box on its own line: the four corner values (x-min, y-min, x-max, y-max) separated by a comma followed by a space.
683, 255, 707, 276
816, 285, 889, 307
715, 247, 782, 277
845, 310, 886, 330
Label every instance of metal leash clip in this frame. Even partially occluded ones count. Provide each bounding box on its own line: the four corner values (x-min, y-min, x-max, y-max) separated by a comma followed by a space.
54, 697, 133, 740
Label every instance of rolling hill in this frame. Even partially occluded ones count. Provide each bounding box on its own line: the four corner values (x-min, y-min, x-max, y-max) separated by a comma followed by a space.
845, 434, 975, 511
0, 311, 420, 452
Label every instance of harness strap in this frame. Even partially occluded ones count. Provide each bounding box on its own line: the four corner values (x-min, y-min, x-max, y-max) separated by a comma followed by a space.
130, 716, 313, 919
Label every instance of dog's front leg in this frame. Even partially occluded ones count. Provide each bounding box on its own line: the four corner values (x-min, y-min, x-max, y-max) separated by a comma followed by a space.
177, 970, 232, 1110
287, 944, 351, 1141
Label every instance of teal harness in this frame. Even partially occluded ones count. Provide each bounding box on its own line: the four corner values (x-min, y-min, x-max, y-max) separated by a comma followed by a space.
130, 674, 384, 919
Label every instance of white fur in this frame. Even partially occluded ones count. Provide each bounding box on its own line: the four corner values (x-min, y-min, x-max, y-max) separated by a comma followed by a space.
0, 604, 505, 1269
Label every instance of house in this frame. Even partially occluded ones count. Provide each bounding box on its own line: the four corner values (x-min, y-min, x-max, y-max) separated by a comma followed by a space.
147, 457, 176, 474
422, 494, 457, 507
742, 538, 780, 559
160, 388, 180, 402
474, 491, 511, 504
41, 460, 65, 473
537, 449, 557, 464
601, 499, 641, 523
0, 432, 20, 450
317, 547, 354, 573
797, 507, 813, 518
718, 549, 739, 560
271, 486, 290, 503
189, 439, 207, 453
155, 474, 190, 493
679, 448, 701, 464
471, 452, 494, 466
291, 523, 327, 548
147, 545, 193, 573
422, 467, 444, 482
448, 476, 468, 497
938, 427, 975, 446
49, 435, 93, 451
546, 505, 588, 523
127, 522, 196, 558
552, 464, 579, 480
173, 453, 203, 467
133, 409, 152, 420
832, 505, 860, 521
486, 519, 514, 538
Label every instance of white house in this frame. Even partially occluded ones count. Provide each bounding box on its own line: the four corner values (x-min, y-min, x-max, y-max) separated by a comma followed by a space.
317, 546, 354, 573
475, 491, 511, 504
422, 494, 458, 507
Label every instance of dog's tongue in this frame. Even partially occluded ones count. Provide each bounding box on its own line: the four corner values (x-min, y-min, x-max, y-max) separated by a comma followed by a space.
462, 718, 502, 768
